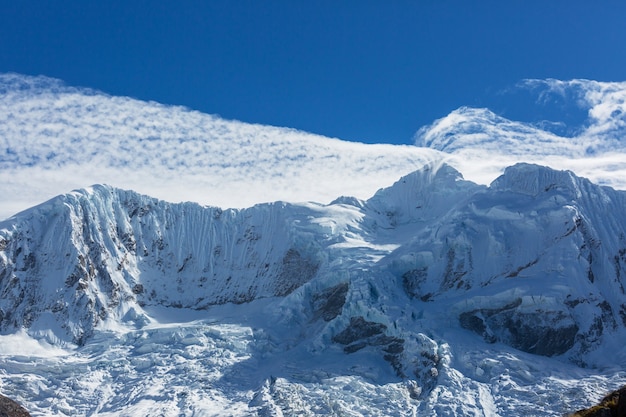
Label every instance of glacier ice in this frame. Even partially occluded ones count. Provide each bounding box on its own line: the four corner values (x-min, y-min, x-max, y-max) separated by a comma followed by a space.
1, 163, 626, 415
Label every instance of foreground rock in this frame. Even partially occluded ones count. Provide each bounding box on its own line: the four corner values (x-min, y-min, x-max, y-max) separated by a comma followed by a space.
569, 385, 626, 417
0, 394, 30, 417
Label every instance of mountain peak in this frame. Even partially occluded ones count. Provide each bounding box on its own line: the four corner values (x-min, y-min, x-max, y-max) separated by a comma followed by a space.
490, 163, 582, 197
365, 163, 482, 225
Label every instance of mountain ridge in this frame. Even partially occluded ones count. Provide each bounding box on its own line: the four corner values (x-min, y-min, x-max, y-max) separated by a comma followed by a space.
2, 162, 626, 415
2, 163, 625, 357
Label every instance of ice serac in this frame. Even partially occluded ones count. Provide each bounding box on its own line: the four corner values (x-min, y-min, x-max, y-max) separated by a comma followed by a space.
1, 162, 626, 415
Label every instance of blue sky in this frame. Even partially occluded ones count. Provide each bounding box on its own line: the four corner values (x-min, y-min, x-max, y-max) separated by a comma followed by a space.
1, 1, 625, 144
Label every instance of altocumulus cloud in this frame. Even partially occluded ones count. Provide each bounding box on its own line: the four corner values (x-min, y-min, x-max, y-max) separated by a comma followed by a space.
0, 74, 440, 219
2, 74, 626, 220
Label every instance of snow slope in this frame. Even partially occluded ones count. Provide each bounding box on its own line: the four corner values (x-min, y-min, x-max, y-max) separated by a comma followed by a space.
1, 163, 626, 416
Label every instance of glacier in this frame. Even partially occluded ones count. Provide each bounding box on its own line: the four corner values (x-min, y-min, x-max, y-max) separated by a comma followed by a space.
1, 162, 626, 416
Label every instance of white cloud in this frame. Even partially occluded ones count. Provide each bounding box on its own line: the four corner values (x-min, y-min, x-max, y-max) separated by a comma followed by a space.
2, 74, 626, 221
519, 79, 626, 150
0, 74, 442, 219
415, 79, 626, 191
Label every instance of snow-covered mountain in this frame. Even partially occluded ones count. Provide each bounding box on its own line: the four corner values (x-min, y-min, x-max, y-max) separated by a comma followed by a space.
1, 163, 626, 416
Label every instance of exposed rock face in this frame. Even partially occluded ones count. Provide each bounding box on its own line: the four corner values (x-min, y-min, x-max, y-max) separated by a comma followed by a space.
459, 298, 579, 356
568, 385, 626, 417
0, 394, 31, 417
275, 249, 320, 297
312, 282, 349, 321
332, 316, 407, 376
333, 316, 390, 349
330, 315, 442, 398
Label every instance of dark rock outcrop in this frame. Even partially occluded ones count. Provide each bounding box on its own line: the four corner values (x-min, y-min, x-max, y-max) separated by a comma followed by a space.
333, 316, 388, 349
332, 316, 406, 376
312, 282, 349, 321
0, 394, 31, 417
568, 385, 626, 417
459, 299, 579, 357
